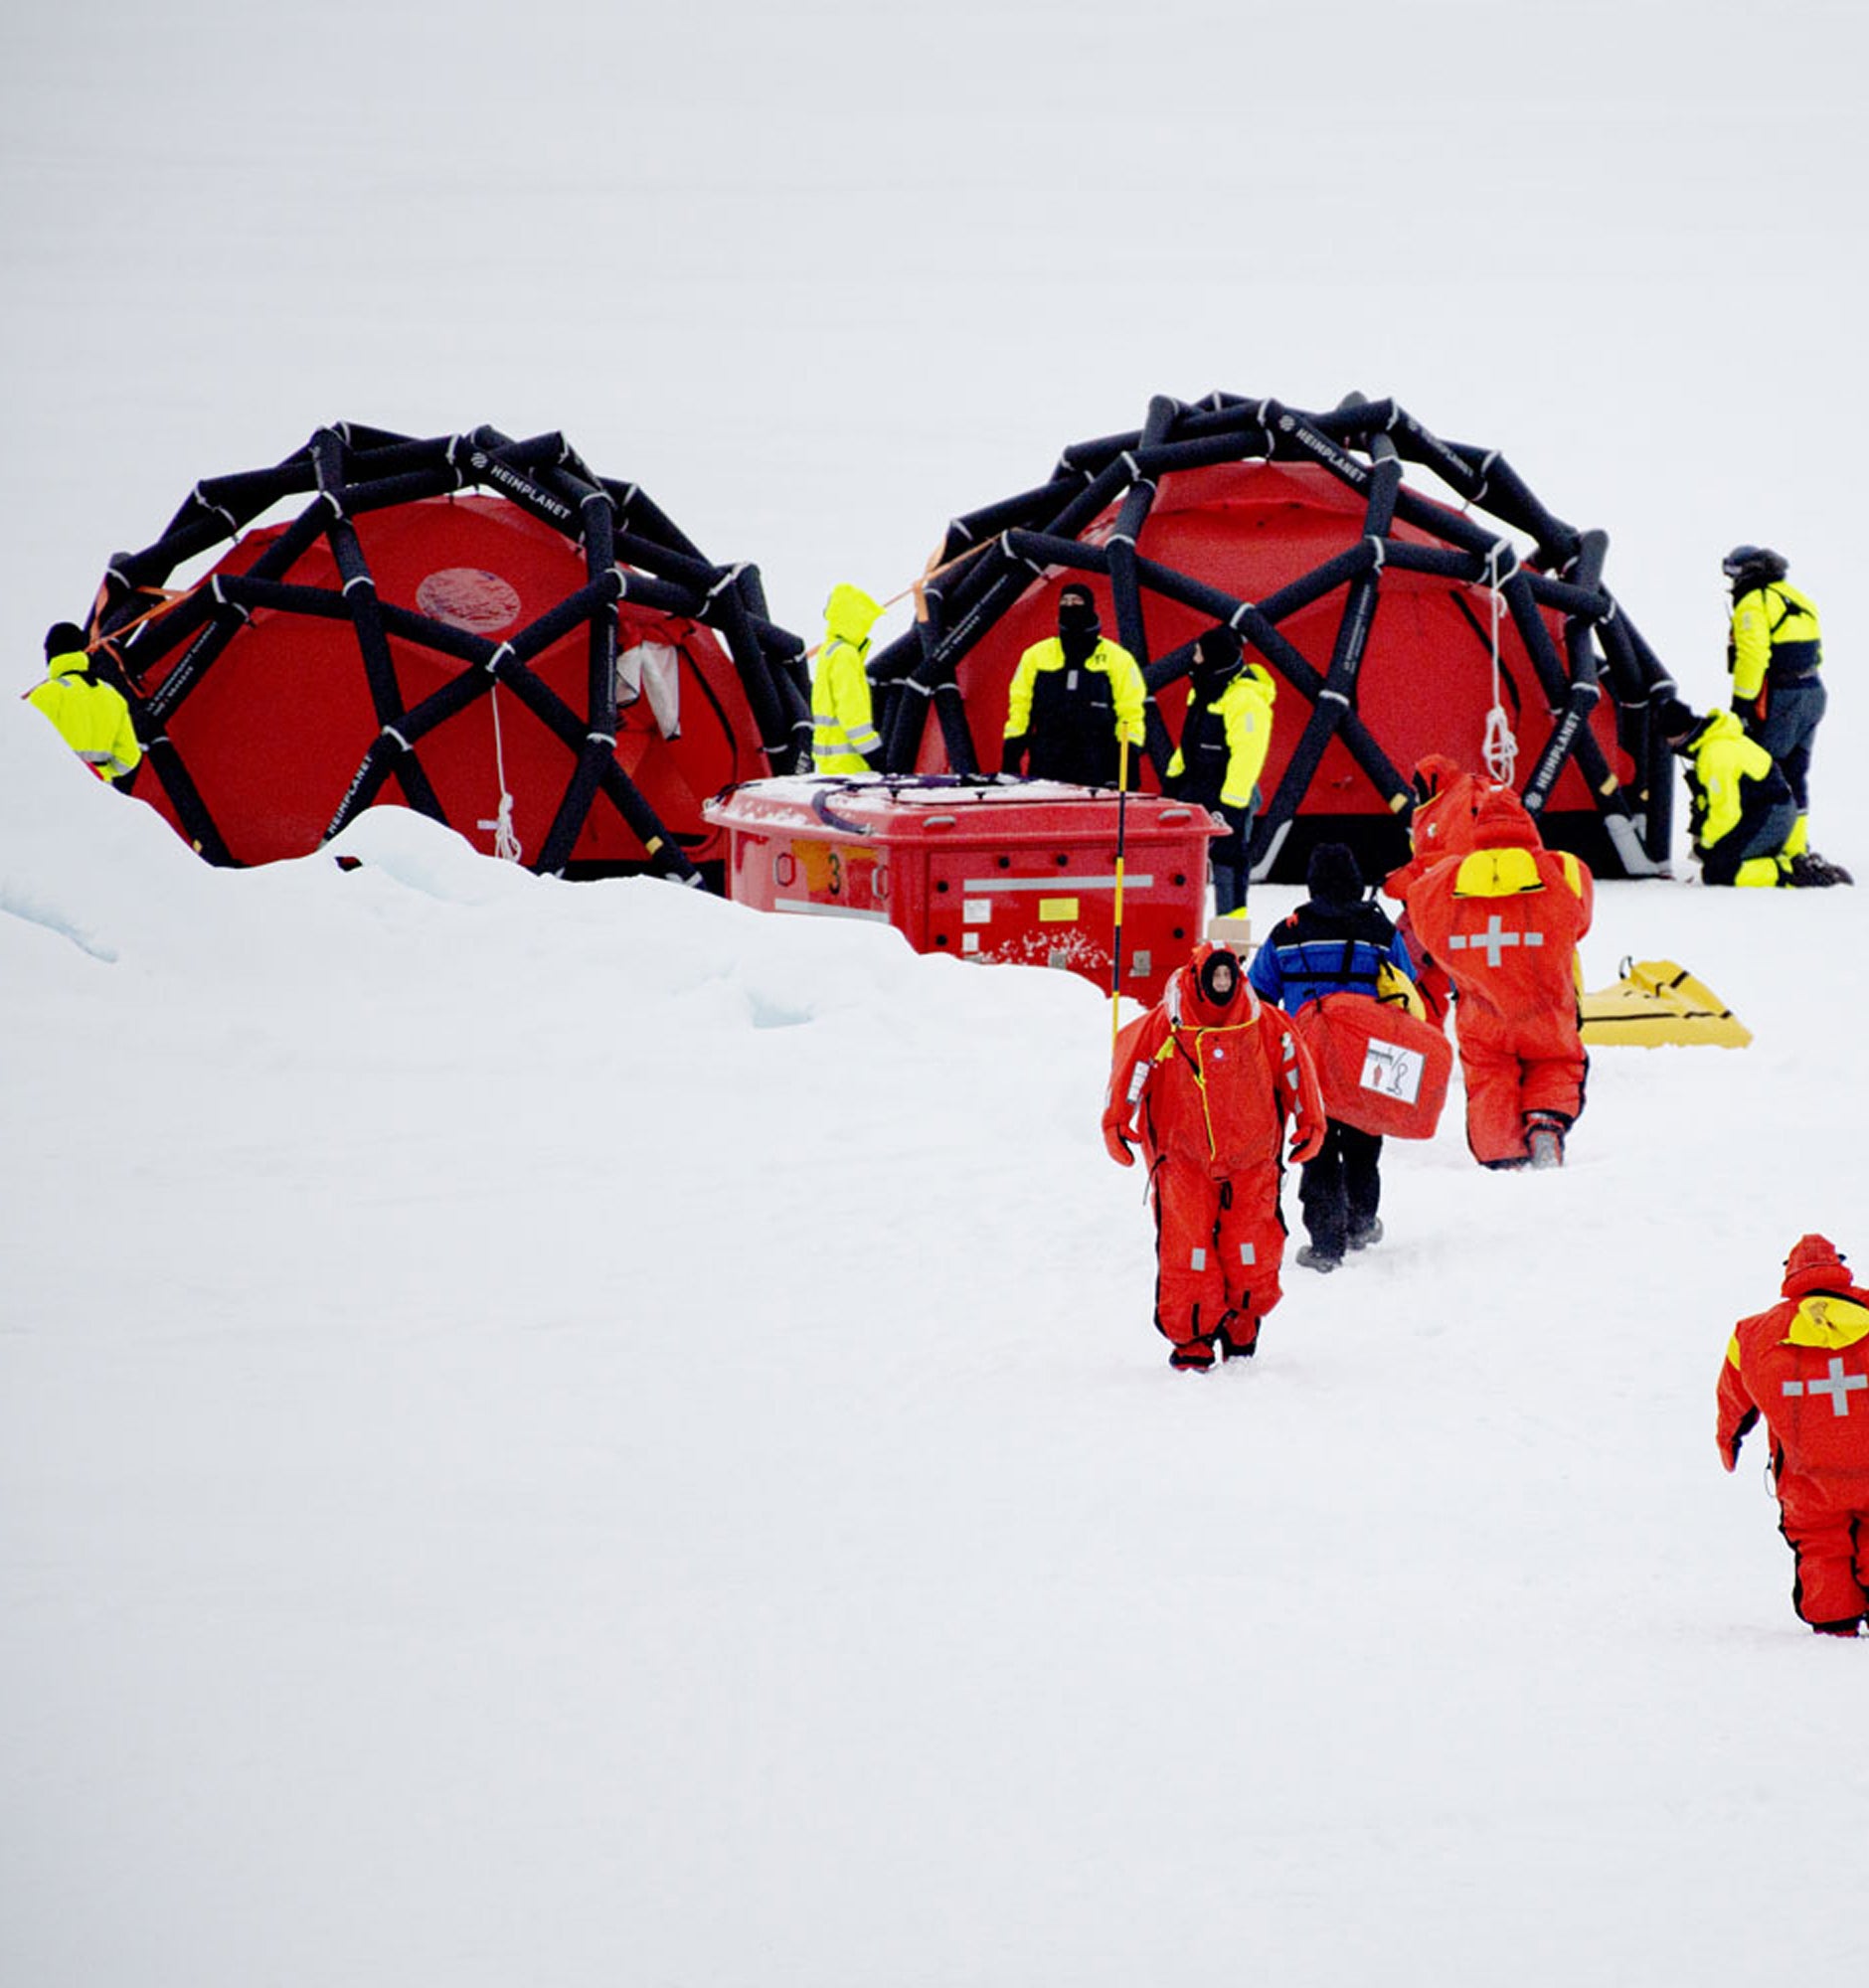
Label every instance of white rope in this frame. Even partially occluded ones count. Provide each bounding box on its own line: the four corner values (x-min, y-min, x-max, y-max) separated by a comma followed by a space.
478, 682, 524, 863
1481, 540, 1519, 786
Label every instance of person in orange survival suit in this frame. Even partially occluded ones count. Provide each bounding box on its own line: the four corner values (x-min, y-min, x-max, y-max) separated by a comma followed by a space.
1404, 788, 1593, 1170
1718, 1235, 1869, 1637
1102, 943, 1326, 1372
1381, 757, 1536, 1030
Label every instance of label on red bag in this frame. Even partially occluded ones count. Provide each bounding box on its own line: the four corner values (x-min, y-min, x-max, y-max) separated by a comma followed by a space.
1361, 1040, 1426, 1104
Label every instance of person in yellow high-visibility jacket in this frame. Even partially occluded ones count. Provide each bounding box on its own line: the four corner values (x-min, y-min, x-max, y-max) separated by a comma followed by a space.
1723, 545, 1846, 880
1000, 581, 1148, 789
26, 623, 142, 783
1655, 696, 1799, 888
810, 582, 886, 773
1165, 624, 1274, 914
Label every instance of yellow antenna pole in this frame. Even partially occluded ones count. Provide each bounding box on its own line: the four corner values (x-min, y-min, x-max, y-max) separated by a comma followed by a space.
1110, 735, 1130, 1050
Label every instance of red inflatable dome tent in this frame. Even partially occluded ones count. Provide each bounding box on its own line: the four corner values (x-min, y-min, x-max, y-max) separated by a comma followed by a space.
88, 423, 810, 884
868, 393, 1681, 882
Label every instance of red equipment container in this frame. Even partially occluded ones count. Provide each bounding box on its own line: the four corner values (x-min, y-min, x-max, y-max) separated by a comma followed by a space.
702, 775, 1222, 1002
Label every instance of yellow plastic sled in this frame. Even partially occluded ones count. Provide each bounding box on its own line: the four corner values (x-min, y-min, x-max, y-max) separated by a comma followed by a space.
1578, 957, 1752, 1049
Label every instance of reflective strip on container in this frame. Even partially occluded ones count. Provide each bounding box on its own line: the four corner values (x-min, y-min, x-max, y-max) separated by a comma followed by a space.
962, 874, 1152, 893
772, 901, 893, 922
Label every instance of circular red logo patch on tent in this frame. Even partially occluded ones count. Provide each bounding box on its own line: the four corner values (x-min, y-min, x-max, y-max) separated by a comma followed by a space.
415, 567, 524, 634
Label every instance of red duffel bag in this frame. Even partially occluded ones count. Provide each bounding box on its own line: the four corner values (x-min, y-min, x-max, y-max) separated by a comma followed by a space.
1289, 991, 1452, 1140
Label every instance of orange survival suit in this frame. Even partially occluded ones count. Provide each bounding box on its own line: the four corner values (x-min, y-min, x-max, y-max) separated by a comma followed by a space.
1718, 1235, 1869, 1634
1382, 758, 1538, 1029
1404, 791, 1594, 1168
1381, 756, 1529, 901
1103, 944, 1325, 1370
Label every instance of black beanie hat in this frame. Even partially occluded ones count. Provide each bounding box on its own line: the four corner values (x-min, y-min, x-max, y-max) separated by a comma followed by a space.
1653, 695, 1699, 746
45, 621, 88, 659
1307, 841, 1363, 908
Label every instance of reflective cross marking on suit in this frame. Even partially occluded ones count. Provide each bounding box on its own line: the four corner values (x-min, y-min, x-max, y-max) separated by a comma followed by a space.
1447, 914, 1547, 969
1782, 1357, 1869, 1416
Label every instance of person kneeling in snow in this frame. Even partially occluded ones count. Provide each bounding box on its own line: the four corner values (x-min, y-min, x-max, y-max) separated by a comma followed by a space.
1654, 695, 1804, 889
1718, 1235, 1869, 1637
1102, 943, 1325, 1372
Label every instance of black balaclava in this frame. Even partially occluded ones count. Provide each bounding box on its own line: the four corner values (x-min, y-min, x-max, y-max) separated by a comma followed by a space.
1197, 948, 1241, 1009
1057, 583, 1100, 668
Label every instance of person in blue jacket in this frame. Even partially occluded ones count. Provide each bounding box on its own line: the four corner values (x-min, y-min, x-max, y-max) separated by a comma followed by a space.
1249, 843, 1417, 1270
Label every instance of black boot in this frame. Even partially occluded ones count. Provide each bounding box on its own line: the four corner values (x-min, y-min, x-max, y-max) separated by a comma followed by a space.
1218, 1311, 1259, 1360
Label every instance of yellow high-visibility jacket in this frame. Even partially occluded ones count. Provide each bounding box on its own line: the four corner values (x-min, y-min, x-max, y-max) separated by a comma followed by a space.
1002, 636, 1145, 767
27, 648, 142, 780
811, 582, 885, 773
1167, 663, 1275, 811
1730, 580, 1822, 703
1684, 709, 1782, 850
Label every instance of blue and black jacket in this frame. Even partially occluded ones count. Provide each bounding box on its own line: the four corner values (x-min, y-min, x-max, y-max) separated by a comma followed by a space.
1248, 898, 1415, 1017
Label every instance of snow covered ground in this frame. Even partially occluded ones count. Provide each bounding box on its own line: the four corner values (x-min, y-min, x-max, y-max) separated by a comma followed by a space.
5, 3, 1868, 1983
